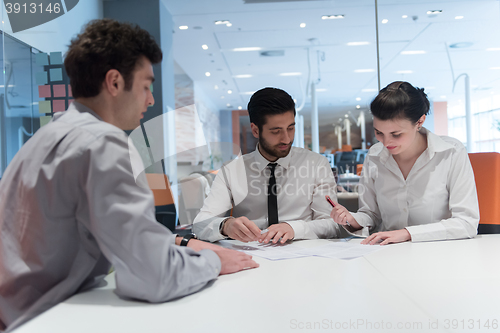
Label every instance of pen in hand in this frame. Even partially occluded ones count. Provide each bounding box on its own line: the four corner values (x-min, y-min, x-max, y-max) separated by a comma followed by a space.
325, 195, 351, 227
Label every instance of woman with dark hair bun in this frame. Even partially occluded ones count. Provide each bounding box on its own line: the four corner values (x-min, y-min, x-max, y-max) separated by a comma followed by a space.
330, 81, 479, 245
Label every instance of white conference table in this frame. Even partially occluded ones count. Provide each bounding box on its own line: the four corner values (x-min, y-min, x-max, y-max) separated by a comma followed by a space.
15, 235, 500, 333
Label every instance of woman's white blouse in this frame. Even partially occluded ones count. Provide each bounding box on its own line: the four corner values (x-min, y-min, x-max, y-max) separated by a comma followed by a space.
351, 128, 479, 242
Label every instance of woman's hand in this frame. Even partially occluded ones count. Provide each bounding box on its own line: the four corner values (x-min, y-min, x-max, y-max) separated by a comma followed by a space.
329, 202, 362, 230
361, 229, 411, 245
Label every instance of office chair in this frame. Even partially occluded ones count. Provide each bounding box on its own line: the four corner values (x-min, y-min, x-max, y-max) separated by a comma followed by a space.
468, 152, 500, 234
145, 173, 177, 232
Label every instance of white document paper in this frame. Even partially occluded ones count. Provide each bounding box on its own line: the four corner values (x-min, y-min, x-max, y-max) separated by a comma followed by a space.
294, 241, 384, 259
218, 240, 308, 260
218, 239, 384, 260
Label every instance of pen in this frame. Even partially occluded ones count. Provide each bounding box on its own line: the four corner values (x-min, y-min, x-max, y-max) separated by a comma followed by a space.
325, 195, 350, 227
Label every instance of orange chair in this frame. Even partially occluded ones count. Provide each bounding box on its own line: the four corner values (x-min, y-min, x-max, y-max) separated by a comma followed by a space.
356, 164, 363, 176
341, 144, 352, 152
468, 152, 500, 234
146, 174, 177, 231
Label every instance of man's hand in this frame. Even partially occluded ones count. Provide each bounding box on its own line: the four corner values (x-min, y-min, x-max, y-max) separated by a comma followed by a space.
329, 202, 362, 230
258, 223, 294, 244
186, 239, 259, 274
222, 216, 261, 242
361, 229, 411, 245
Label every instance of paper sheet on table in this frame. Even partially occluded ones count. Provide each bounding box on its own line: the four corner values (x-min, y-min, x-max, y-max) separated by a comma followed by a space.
294, 241, 384, 260
218, 240, 308, 260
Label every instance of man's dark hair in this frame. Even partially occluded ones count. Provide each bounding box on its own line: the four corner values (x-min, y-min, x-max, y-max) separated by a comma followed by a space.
64, 19, 162, 98
247, 87, 296, 130
370, 81, 430, 124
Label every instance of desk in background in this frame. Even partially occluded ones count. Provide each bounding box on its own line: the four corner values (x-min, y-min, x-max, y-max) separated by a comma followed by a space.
15, 236, 500, 333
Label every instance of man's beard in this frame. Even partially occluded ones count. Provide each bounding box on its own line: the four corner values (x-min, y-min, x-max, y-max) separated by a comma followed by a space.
259, 134, 293, 159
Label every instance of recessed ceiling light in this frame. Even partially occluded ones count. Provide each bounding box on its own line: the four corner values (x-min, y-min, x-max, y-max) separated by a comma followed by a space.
401, 50, 426, 55
215, 20, 230, 25
233, 74, 253, 78
316, 88, 327, 92
226, 23, 232, 27
396, 70, 413, 74
354, 69, 375, 73
300, 23, 306, 28
356, 105, 361, 109
321, 14, 345, 20
486, 47, 500, 51
356, 97, 361, 101
455, 16, 464, 20
238, 106, 242, 110
402, 15, 408, 18
427, 10, 443, 15
214, 85, 219, 90
202, 44, 208, 50
490, 67, 500, 70
279, 72, 302, 76
226, 103, 231, 107
233, 47, 262, 52
347, 41, 370, 46
440, 95, 446, 99
205, 72, 211, 77
382, 19, 389, 24
179, 26, 188, 30
227, 90, 233, 94
362, 88, 377, 92
345, 114, 349, 118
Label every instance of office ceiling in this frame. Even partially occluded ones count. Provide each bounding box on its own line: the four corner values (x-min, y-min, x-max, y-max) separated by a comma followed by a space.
162, 0, 500, 126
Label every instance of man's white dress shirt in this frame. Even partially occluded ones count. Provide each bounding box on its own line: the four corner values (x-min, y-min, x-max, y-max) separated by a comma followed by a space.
193, 146, 341, 242
351, 128, 479, 242
0, 102, 221, 332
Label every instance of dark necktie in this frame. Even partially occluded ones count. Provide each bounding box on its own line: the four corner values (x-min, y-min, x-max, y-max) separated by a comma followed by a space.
267, 163, 278, 226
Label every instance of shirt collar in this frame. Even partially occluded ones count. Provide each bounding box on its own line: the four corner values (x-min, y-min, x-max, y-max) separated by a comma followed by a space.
68, 101, 104, 121
253, 143, 292, 172
369, 127, 455, 163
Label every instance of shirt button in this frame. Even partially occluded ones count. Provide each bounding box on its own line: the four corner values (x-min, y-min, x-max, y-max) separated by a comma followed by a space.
403, 208, 407, 212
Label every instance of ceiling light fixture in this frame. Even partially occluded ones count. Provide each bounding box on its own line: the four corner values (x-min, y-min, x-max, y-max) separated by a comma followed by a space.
402, 15, 408, 18
321, 14, 344, 20
440, 95, 446, 99
347, 41, 370, 46
279, 72, 302, 76
238, 106, 242, 110
356, 97, 361, 101
215, 20, 231, 25
227, 90, 233, 94
205, 72, 211, 77
179, 26, 188, 30
455, 16, 464, 20
356, 105, 361, 109
396, 70, 413, 74
202, 44, 208, 50
234, 74, 253, 78
490, 67, 500, 70
382, 19, 388, 24
427, 10, 443, 15
486, 47, 500, 51
226, 103, 231, 107
354, 69, 375, 73
300, 23, 306, 28
401, 50, 426, 55
316, 88, 327, 92
226, 23, 232, 27
233, 47, 262, 52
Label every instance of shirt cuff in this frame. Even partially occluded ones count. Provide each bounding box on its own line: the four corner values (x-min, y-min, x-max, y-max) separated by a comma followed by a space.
406, 223, 447, 242
284, 220, 304, 240
198, 249, 222, 277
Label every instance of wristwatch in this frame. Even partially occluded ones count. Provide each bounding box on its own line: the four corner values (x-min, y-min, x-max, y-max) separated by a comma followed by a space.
180, 233, 197, 246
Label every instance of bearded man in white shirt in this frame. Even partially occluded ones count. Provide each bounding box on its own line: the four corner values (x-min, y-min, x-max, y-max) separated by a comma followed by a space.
193, 87, 342, 243
0, 19, 258, 332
